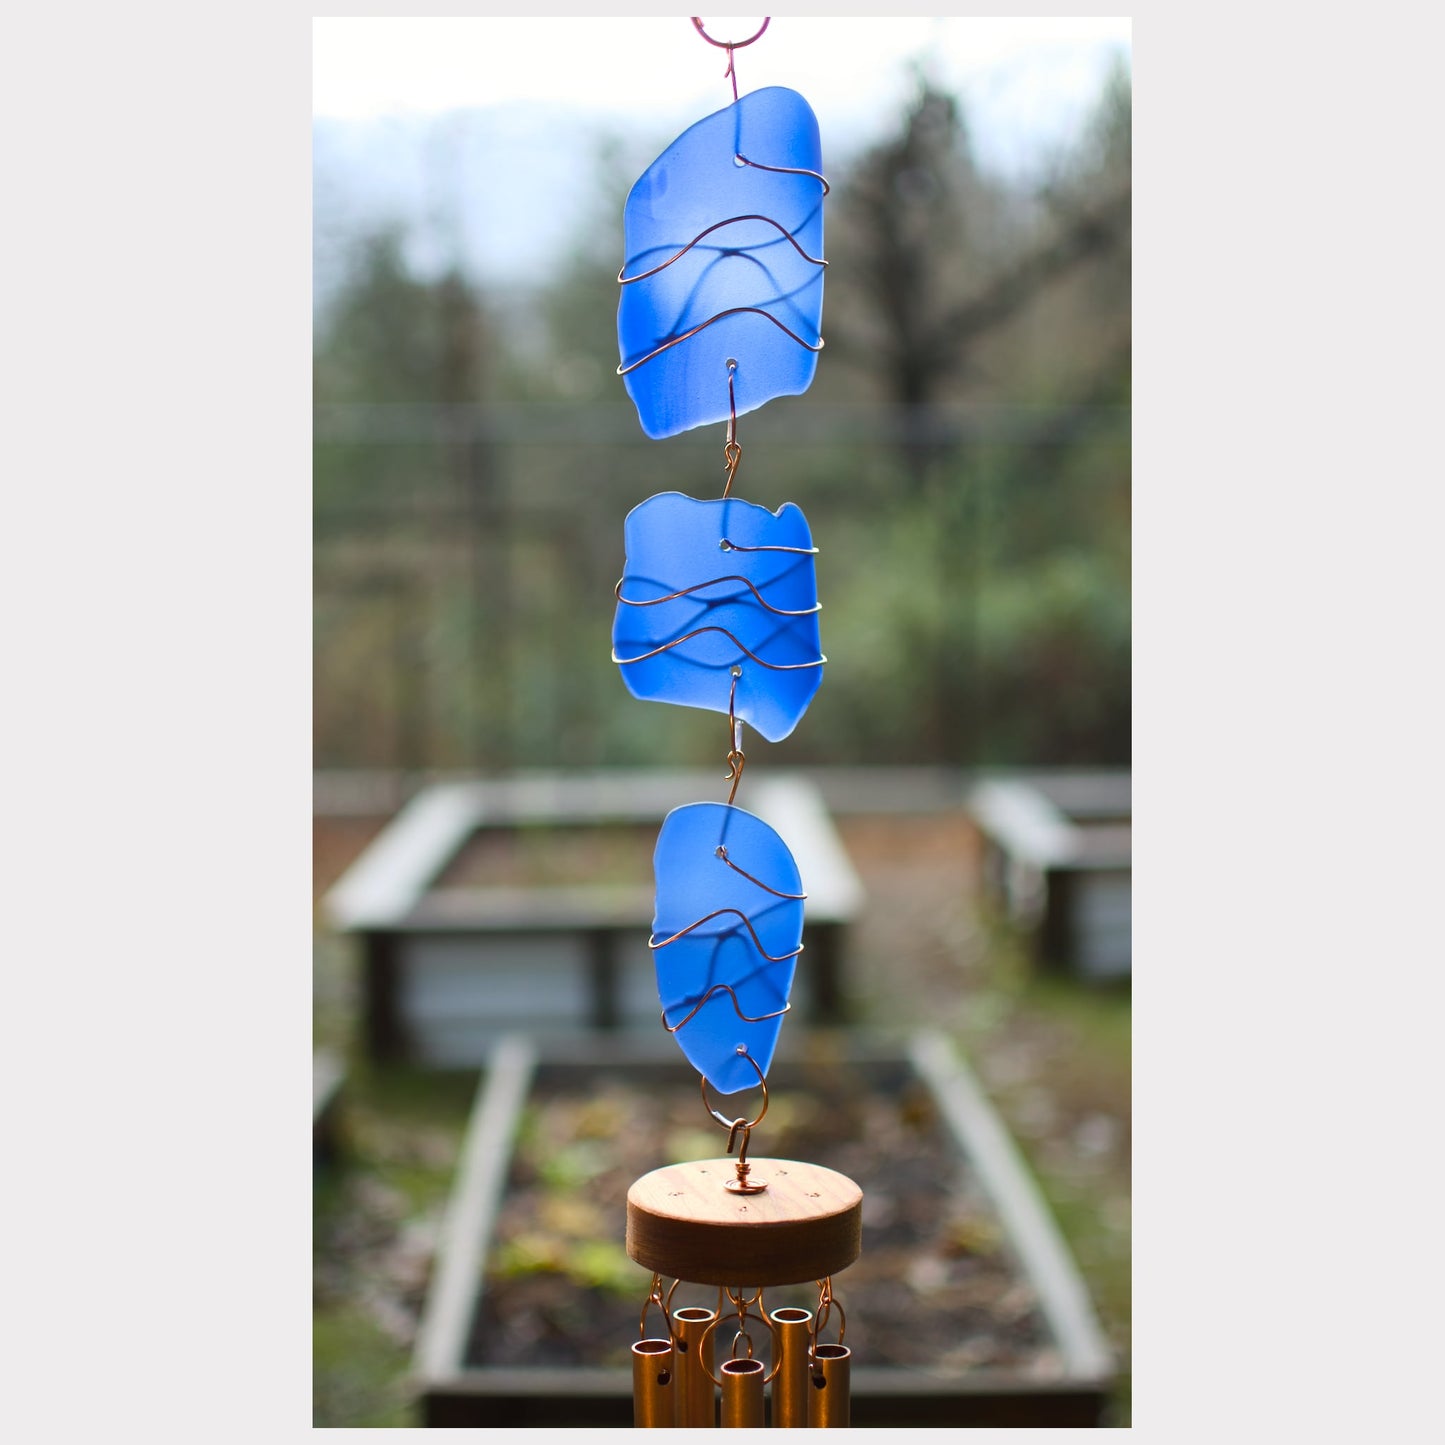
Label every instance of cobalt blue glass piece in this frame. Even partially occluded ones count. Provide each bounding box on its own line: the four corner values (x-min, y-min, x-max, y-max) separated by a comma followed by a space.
618, 86, 825, 439
652, 801, 805, 1094
613, 491, 824, 742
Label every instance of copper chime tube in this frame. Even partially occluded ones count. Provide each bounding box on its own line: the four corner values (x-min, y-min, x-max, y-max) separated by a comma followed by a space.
719, 1357, 767, 1428
768, 1307, 813, 1428
673, 1306, 718, 1427
808, 1344, 851, 1428
632, 1338, 677, 1428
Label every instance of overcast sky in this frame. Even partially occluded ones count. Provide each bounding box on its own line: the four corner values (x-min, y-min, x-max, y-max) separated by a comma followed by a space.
313, 17, 1133, 176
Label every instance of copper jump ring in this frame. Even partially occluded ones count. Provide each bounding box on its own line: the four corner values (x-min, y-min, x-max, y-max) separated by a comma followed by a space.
696, 1293, 783, 1385
699, 1048, 769, 1132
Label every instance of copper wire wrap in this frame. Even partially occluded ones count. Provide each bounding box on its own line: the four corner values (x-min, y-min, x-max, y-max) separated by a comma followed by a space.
734, 151, 832, 195
613, 574, 820, 618
717, 537, 818, 554
611, 626, 826, 670
616, 306, 824, 379
617, 215, 827, 286
714, 843, 806, 900
661, 983, 791, 1036
649, 907, 804, 962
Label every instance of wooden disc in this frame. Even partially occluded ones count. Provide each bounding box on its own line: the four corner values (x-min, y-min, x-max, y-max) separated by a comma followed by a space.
626, 1157, 862, 1286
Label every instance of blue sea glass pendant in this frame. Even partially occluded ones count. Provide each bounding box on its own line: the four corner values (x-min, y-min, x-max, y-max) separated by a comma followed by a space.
618, 86, 825, 439
652, 801, 805, 1094
612, 491, 824, 742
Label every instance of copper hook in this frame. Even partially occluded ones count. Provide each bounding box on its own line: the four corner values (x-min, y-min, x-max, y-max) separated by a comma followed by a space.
723, 359, 741, 498
724, 665, 745, 804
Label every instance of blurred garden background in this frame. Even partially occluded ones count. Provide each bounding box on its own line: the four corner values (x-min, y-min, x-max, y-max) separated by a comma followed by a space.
313, 16, 1131, 1429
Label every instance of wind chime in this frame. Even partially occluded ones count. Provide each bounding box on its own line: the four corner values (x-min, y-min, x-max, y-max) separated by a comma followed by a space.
610, 18, 860, 1429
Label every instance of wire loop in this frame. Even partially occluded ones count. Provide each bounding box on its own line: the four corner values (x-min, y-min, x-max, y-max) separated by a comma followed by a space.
690, 16, 771, 50
690, 16, 771, 101
809, 1277, 846, 1363
699, 1048, 769, 1131
696, 1283, 782, 1385
640, 1272, 674, 1342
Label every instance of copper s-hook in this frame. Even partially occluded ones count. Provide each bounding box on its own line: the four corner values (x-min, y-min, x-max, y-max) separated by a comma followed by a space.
723, 359, 741, 498
724, 665, 745, 804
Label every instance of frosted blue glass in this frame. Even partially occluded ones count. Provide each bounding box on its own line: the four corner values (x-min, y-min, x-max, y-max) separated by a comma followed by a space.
618, 86, 825, 439
652, 802, 804, 1094
613, 491, 824, 742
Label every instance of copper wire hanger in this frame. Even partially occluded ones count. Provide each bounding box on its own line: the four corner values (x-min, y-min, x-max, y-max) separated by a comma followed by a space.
690, 16, 771, 102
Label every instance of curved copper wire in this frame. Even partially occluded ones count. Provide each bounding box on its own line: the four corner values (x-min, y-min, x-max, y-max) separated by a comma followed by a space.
724, 746, 746, 805
809, 1278, 847, 1361
718, 537, 818, 555
723, 360, 741, 498
612, 625, 826, 670
724, 665, 745, 803
696, 1302, 783, 1387
614, 574, 820, 618
690, 17, 771, 50
640, 1272, 673, 1342
616, 306, 824, 378
649, 907, 804, 961
734, 152, 832, 196
700, 1049, 770, 1130
617, 214, 827, 286
661, 982, 792, 1035
715, 844, 807, 900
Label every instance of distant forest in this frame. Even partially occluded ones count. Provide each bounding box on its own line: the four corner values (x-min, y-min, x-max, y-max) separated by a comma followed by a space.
313, 71, 1131, 776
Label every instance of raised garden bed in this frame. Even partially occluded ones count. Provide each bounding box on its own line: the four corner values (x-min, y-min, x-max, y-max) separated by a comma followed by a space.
322, 771, 865, 1065
412, 1030, 1114, 1427
969, 771, 1131, 981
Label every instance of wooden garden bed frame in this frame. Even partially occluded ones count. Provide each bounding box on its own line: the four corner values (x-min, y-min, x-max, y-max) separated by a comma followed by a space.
411, 1030, 1115, 1428
323, 771, 866, 1064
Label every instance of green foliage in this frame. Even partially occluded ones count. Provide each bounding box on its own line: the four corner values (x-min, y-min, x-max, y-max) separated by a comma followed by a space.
312, 1305, 416, 1427
313, 72, 1132, 772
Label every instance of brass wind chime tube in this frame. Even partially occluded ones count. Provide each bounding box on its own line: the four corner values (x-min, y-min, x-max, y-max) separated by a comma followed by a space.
719, 1357, 767, 1428
632, 1337, 677, 1428
673, 1306, 718, 1427
808, 1344, 852, 1428
767, 1307, 813, 1428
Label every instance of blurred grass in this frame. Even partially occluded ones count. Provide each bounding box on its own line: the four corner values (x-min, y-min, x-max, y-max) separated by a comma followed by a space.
958, 931, 1132, 1427
312, 1050, 477, 1428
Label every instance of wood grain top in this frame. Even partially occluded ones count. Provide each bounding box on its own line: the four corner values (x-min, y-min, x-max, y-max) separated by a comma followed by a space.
626, 1157, 862, 1286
